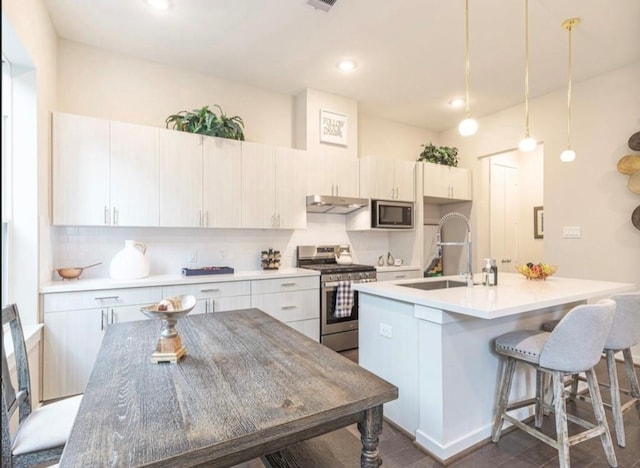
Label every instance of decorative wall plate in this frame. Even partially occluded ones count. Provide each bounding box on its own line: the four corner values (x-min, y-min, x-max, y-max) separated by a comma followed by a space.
629, 131, 640, 151
632, 205, 640, 231
617, 154, 640, 175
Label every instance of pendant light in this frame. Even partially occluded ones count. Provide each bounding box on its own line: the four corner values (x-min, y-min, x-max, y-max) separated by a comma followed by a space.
560, 18, 580, 162
458, 0, 478, 136
518, 0, 536, 152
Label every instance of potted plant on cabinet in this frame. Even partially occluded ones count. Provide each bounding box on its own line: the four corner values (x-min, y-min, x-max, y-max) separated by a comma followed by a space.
418, 142, 459, 167
165, 105, 245, 140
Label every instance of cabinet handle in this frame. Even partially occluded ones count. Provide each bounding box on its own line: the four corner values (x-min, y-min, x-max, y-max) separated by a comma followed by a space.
94, 295, 120, 301
281, 305, 297, 310
396, 274, 406, 279
205, 211, 209, 227
335, 185, 339, 196
110, 309, 115, 323
200, 288, 220, 293
198, 209, 202, 227
100, 310, 106, 330
210, 300, 215, 313
104, 206, 110, 225
113, 207, 118, 225
276, 214, 281, 227
281, 282, 296, 287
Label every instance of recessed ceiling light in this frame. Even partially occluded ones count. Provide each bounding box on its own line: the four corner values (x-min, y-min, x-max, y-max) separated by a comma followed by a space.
145, 0, 171, 10
337, 59, 357, 72
448, 98, 465, 109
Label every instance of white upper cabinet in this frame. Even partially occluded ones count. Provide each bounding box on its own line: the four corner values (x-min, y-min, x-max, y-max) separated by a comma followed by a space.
159, 129, 203, 227
109, 121, 160, 226
306, 151, 359, 197
159, 131, 242, 228
241, 142, 307, 229
52, 112, 110, 226
52, 113, 159, 226
203, 136, 242, 228
359, 155, 415, 201
422, 162, 472, 202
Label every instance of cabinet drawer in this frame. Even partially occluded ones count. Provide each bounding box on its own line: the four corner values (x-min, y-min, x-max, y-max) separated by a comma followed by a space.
43, 287, 162, 313
377, 269, 422, 282
250, 276, 318, 294
163, 281, 250, 299
252, 289, 319, 323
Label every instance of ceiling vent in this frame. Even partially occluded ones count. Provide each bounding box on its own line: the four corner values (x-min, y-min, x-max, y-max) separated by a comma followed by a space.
307, 0, 337, 12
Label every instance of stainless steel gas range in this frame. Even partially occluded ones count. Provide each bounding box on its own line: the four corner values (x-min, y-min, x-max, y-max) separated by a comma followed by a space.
296, 245, 376, 352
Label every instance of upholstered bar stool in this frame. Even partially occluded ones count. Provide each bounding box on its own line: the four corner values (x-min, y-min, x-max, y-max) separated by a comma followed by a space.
541, 291, 640, 447
492, 300, 618, 468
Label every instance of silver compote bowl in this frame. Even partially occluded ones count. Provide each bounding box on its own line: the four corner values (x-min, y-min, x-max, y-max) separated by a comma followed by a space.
140, 295, 197, 363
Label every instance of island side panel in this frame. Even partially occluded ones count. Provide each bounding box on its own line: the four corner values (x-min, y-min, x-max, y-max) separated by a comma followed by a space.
358, 293, 420, 435
415, 301, 582, 462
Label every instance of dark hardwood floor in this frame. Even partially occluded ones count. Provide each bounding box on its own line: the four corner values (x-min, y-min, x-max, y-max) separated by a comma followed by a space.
234, 351, 640, 468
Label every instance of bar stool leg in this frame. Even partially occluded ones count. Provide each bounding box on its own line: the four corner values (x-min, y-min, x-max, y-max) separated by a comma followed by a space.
535, 370, 544, 428
552, 370, 570, 468
492, 358, 516, 443
621, 348, 640, 419
606, 350, 625, 447
568, 373, 580, 401
585, 368, 617, 467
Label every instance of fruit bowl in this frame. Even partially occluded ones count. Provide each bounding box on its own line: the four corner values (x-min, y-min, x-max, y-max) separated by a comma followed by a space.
516, 263, 558, 280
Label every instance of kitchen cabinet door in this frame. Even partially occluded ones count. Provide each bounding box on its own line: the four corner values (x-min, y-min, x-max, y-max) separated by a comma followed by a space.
52, 112, 110, 226
241, 141, 277, 228
394, 160, 416, 202
287, 318, 320, 342
423, 162, 472, 202
43, 308, 104, 400
275, 147, 306, 229
203, 136, 242, 228
360, 156, 415, 201
306, 151, 359, 198
159, 129, 203, 227
110, 121, 160, 226
109, 305, 149, 324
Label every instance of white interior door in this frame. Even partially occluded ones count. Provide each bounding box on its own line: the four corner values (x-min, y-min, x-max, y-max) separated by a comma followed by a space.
490, 162, 519, 273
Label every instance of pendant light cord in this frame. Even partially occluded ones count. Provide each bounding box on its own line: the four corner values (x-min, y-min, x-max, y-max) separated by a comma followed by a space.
464, 0, 471, 117
524, 0, 530, 138
566, 23, 573, 149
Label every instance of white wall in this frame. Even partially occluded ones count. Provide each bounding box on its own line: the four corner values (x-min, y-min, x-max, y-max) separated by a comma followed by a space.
2, 0, 58, 325
360, 114, 439, 161
57, 40, 294, 147
50, 215, 391, 280
442, 62, 640, 288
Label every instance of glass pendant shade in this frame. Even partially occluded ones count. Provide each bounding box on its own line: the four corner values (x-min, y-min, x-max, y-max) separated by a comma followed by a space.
518, 136, 537, 152
458, 117, 478, 136
560, 149, 576, 162
458, 0, 477, 137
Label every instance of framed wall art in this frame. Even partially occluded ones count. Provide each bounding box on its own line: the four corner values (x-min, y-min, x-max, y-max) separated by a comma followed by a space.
319, 109, 348, 146
534, 206, 544, 239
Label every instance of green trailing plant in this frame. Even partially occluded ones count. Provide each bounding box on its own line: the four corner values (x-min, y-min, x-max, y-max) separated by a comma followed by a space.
165, 105, 245, 141
418, 142, 459, 167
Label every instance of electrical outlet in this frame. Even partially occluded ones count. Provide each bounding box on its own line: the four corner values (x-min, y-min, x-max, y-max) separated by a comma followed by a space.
379, 323, 393, 339
188, 250, 198, 263
562, 226, 581, 239
220, 249, 227, 259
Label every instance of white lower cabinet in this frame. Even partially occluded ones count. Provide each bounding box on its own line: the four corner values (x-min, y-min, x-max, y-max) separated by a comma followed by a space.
250, 276, 320, 342
162, 281, 251, 315
42, 287, 162, 401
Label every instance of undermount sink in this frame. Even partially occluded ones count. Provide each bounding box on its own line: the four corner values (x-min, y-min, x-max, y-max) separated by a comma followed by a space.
399, 279, 467, 291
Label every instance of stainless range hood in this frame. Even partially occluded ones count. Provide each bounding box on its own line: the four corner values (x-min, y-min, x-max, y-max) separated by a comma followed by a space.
306, 195, 368, 214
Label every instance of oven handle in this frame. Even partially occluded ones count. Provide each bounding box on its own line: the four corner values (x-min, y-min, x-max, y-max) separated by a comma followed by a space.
323, 279, 376, 288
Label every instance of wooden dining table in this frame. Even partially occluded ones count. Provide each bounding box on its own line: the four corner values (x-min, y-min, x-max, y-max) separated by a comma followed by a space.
59, 308, 398, 467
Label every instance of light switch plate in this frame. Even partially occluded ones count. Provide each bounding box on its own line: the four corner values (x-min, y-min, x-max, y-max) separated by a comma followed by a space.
379, 323, 392, 338
562, 226, 581, 238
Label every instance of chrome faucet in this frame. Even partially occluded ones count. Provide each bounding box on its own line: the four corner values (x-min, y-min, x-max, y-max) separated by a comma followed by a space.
436, 212, 473, 287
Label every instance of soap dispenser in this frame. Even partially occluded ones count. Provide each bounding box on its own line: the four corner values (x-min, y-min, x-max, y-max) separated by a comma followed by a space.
482, 258, 491, 286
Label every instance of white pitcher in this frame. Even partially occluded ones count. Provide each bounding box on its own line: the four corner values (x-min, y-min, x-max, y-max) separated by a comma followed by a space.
109, 240, 150, 279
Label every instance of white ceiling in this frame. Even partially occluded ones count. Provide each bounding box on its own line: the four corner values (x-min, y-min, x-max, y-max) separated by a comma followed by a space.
43, 0, 640, 132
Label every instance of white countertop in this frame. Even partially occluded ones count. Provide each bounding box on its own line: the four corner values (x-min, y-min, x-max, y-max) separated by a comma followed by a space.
353, 273, 636, 319
40, 268, 319, 294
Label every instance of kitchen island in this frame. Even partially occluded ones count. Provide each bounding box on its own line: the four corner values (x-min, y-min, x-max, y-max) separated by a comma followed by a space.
353, 273, 636, 463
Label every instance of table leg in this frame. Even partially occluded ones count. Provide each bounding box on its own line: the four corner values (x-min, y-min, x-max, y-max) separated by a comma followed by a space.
358, 404, 383, 467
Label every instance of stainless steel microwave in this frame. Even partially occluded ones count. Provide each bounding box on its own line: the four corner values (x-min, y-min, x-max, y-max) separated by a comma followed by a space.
371, 200, 414, 229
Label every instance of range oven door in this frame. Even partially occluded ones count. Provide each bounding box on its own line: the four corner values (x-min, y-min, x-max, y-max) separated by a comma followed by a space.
321, 281, 359, 336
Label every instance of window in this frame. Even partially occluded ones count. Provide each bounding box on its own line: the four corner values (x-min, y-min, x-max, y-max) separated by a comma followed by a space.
2, 55, 12, 306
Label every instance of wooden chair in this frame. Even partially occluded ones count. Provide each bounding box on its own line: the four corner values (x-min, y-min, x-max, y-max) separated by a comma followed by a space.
492, 300, 618, 468
2, 303, 82, 468
541, 291, 640, 447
